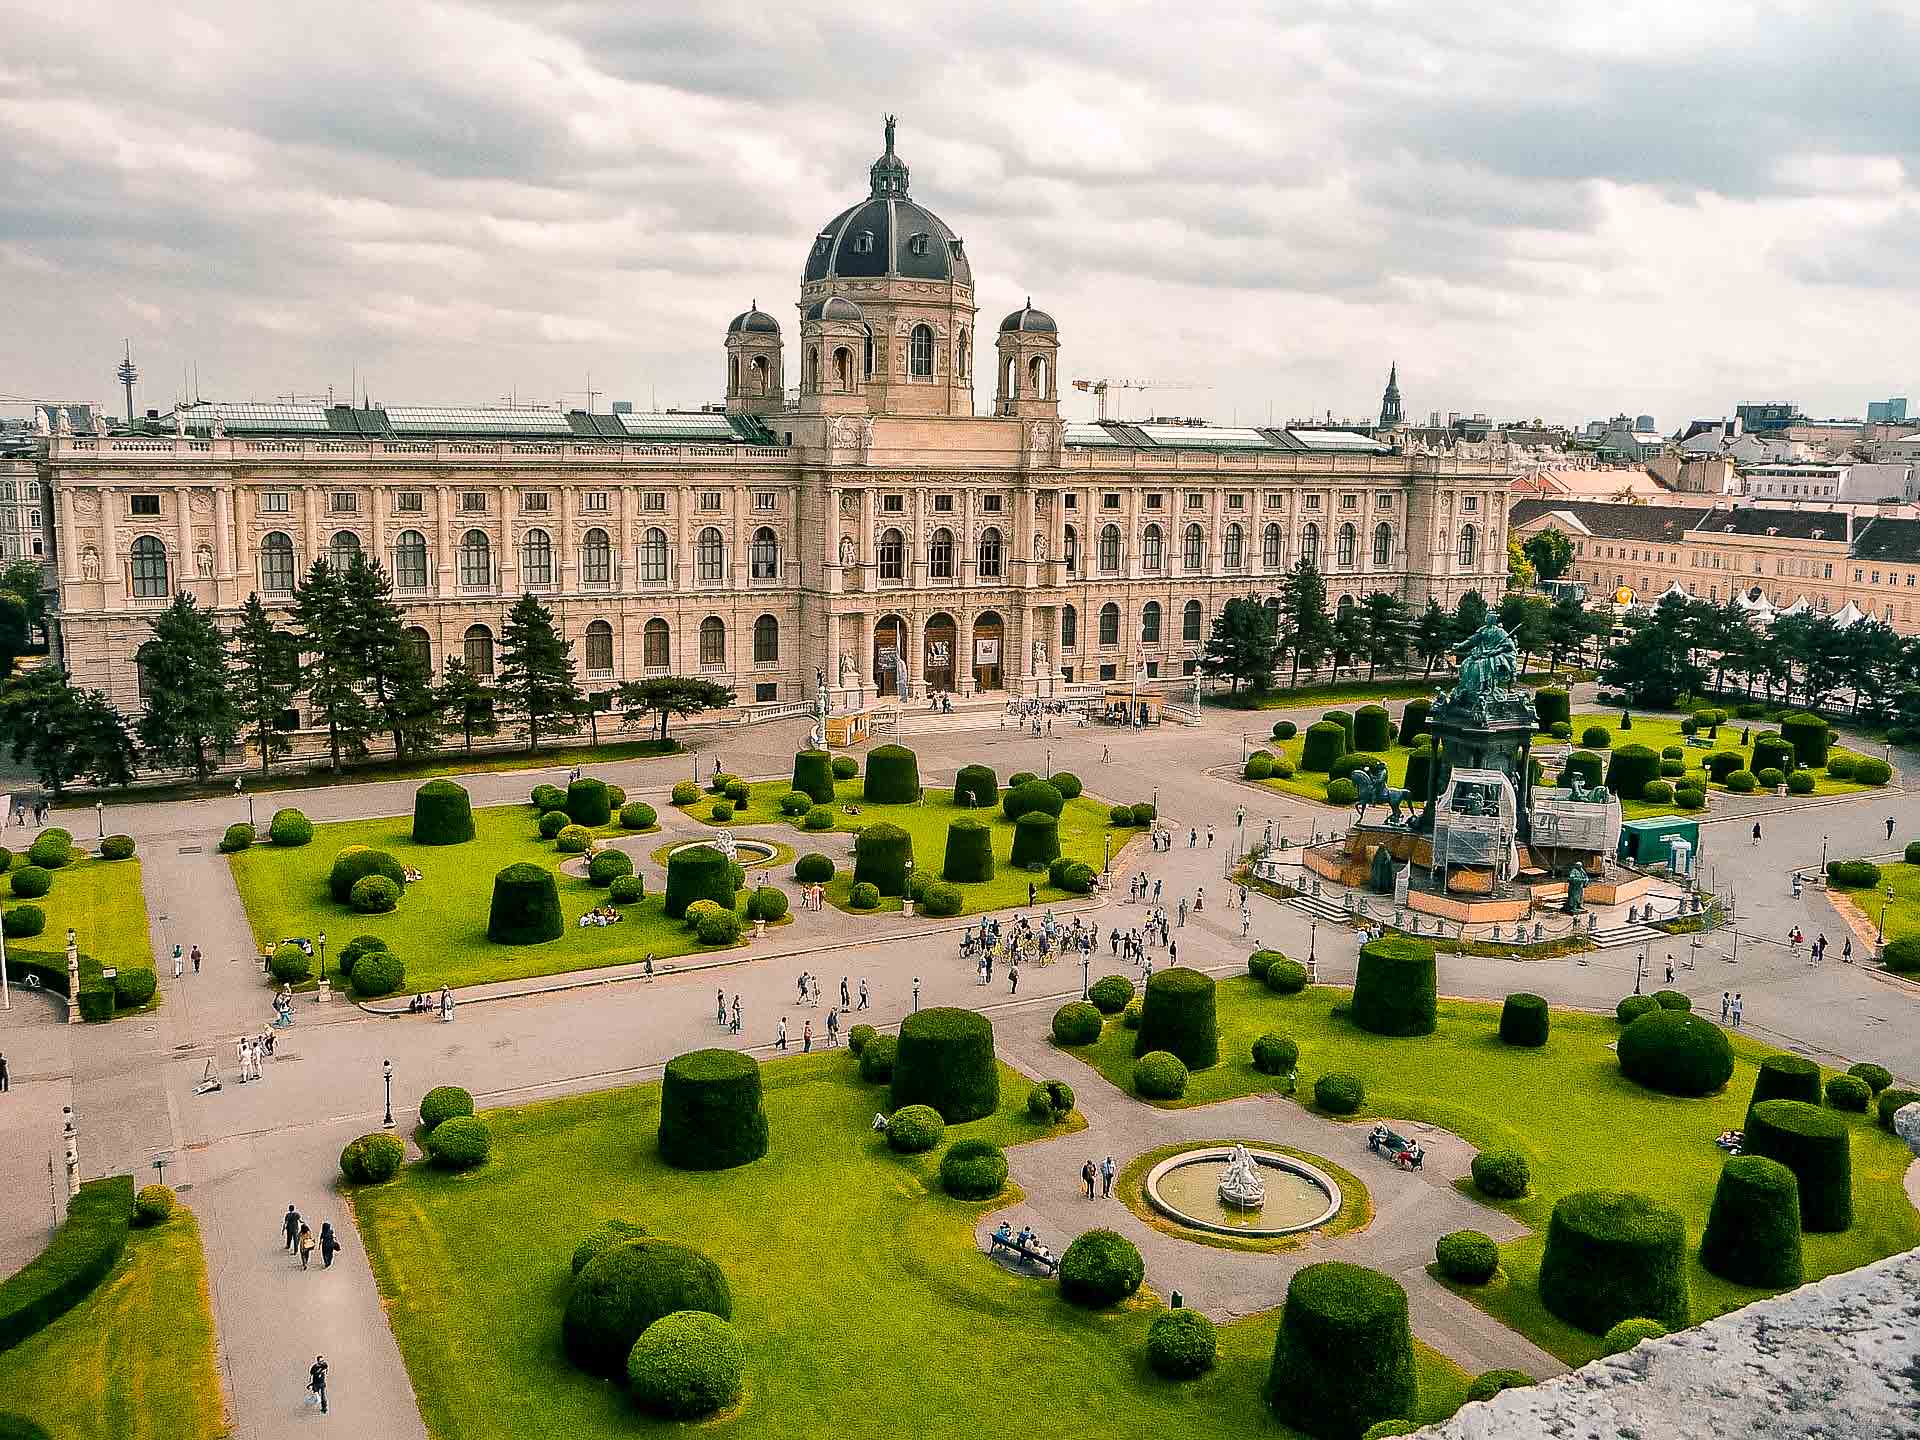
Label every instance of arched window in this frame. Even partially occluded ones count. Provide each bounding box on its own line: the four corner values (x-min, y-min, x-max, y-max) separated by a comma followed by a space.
1301, 523, 1320, 567
862, 329, 874, 380
806, 346, 819, 390
394, 530, 428, 590
1098, 602, 1120, 646
1141, 600, 1162, 644
750, 355, 769, 395
956, 329, 969, 378
457, 529, 491, 589
753, 614, 779, 663
729, 356, 739, 393
261, 531, 296, 593
1061, 604, 1078, 649
976, 527, 1003, 579
1336, 523, 1356, 569
584, 620, 613, 672
328, 530, 361, 571
929, 528, 954, 579
520, 528, 553, 586
699, 616, 726, 667
909, 324, 934, 377
404, 626, 431, 672
643, 618, 670, 669
1337, 594, 1356, 621
1184, 523, 1205, 571
1263, 523, 1282, 570
1141, 524, 1164, 571
695, 527, 724, 583
1063, 525, 1078, 573
1183, 599, 1204, 642
639, 527, 668, 584
1373, 522, 1392, 567
130, 537, 171, 597
1457, 523, 1478, 567
1098, 524, 1120, 572
879, 528, 905, 581
833, 348, 851, 390
1028, 355, 1048, 396
463, 623, 494, 675
1224, 523, 1244, 570
581, 527, 612, 585
750, 526, 778, 581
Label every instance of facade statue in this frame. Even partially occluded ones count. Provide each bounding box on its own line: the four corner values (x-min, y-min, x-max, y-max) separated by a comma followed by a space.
92, 411, 109, 436
839, 535, 857, 567
30, 407, 49, 436
80, 546, 99, 581
837, 652, 855, 686
1562, 862, 1588, 914
1031, 638, 1047, 670
1450, 618, 1519, 703
53, 407, 72, 436
195, 544, 215, 578
173, 407, 187, 438
210, 413, 225, 437
809, 686, 828, 749
1217, 1144, 1267, 1209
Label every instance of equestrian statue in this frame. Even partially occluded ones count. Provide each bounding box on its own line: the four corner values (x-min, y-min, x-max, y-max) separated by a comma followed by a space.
1350, 761, 1412, 827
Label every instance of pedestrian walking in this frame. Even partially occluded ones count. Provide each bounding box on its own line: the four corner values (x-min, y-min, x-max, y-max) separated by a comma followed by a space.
1168, 939, 1177, 967
1101, 1156, 1115, 1197
644, 953, 654, 981
776, 1017, 788, 1051
307, 1356, 328, 1414
173, 947, 184, 981
1206, 825, 1215, 849
1843, 937, 1854, 963
1028, 881, 1037, 907
826, 1007, 839, 1045
1195, 887, 1204, 912
319, 1222, 341, 1268
1664, 959, 1674, 984
298, 1222, 316, 1269
1720, 992, 1730, 1023
840, 976, 850, 1011
1082, 1159, 1097, 1199
190, 944, 201, 974
1188, 827, 1197, 848
857, 978, 869, 1011
284, 1204, 301, 1253
1889, 817, 1898, 841
0, 1052, 8, 1093
1102, 746, 1110, 763
730, 995, 742, 1033
1751, 822, 1761, 846
717, 989, 727, 1026
1008, 963, 1019, 995
1732, 993, 1744, 1028
803, 1020, 813, 1054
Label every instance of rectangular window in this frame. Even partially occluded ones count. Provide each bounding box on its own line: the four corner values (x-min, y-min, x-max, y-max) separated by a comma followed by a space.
1145, 494, 1164, 511
1185, 493, 1205, 511
520, 492, 550, 513
641, 491, 667, 512
933, 494, 954, 512
755, 682, 777, 702
1304, 494, 1321, 511
459, 491, 487, 514
1462, 495, 1479, 512
1098, 663, 1116, 681
330, 492, 358, 514
1063, 493, 1077, 510
261, 492, 290, 514
394, 491, 424, 513
881, 494, 905, 513
1265, 492, 1283, 510
1226, 493, 1245, 510
697, 490, 722, 512
581, 491, 609, 513
1376, 493, 1393, 510
1101, 493, 1121, 511
752, 491, 776, 512
130, 494, 160, 516
1340, 493, 1357, 510
980, 494, 1003, 512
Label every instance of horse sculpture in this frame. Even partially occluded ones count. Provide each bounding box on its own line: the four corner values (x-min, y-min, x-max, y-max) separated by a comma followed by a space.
1350, 762, 1411, 827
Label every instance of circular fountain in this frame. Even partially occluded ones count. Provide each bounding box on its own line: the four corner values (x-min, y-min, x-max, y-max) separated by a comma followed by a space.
665, 832, 778, 868
1145, 1146, 1341, 1237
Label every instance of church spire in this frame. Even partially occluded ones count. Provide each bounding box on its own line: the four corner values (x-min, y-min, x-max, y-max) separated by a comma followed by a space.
1378, 362, 1403, 429
868, 113, 911, 199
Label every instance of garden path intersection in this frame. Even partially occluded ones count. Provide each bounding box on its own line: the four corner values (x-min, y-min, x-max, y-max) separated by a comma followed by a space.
1, 684, 1916, 1439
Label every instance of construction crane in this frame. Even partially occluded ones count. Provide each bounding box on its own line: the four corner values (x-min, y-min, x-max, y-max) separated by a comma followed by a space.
1071, 378, 1212, 422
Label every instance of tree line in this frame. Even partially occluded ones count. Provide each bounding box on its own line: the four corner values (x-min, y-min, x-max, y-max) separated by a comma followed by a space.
0, 554, 736, 794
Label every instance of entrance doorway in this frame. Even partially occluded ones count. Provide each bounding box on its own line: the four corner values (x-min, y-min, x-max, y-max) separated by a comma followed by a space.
971, 610, 1004, 691
924, 612, 957, 694
873, 615, 907, 697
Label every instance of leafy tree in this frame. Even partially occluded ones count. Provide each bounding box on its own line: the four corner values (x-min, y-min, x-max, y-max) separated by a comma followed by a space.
1359, 592, 1412, 681
340, 553, 440, 759
0, 593, 30, 677
496, 592, 581, 752
617, 675, 736, 745
136, 594, 239, 781
435, 657, 497, 753
1599, 596, 1704, 708
1330, 602, 1369, 679
1497, 593, 1551, 672
1506, 533, 1535, 591
1843, 619, 1903, 718
229, 594, 299, 776
1199, 595, 1278, 694
0, 559, 48, 637
291, 559, 375, 772
1523, 528, 1575, 584
0, 667, 136, 793
1275, 559, 1334, 686
70, 689, 138, 789
1449, 589, 1489, 644
1414, 598, 1451, 677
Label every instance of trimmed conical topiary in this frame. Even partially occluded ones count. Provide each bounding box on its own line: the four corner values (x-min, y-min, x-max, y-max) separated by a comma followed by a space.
890, 1007, 998, 1121
1352, 936, 1437, 1037
412, 779, 475, 845
791, 749, 835, 804
1538, 1189, 1688, 1334
487, 863, 562, 944
864, 744, 921, 803
664, 844, 735, 919
1700, 1155, 1803, 1288
942, 817, 994, 882
1266, 1262, 1416, 1440
1009, 812, 1060, 868
659, 1049, 769, 1170
952, 764, 998, 808
1134, 966, 1218, 1069
852, 822, 914, 896
1742, 1099, 1852, 1232
565, 777, 611, 827
1747, 1054, 1822, 1117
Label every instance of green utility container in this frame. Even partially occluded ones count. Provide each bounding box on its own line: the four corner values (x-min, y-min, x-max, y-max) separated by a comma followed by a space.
1617, 816, 1700, 867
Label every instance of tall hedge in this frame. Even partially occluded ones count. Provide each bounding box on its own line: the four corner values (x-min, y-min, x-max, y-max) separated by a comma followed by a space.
1751, 735, 1795, 776
1743, 1100, 1852, 1232
1499, 993, 1549, 1047
1002, 779, 1065, 822
952, 764, 998, 809
411, 780, 475, 845
1398, 698, 1431, 746
1134, 966, 1218, 1069
1352, 936, 1437, 1037
791, 749, 835, 804
852, 822, 914, 896
942, 818, 994, 883
1700, 1155, 1803, 1288
665, 845, 736, 919
1403, 749, 1434, 803
328, 846, 405, 904
1301, 722, 1346, 773
1561, 750, 1603, 791
1533, 686, 1570, 730
487, 863, 562, 944
1704, 750, 1745, 783
864, 744, 921, 803
1265, 1262, 1416, 1440
0, 1174, 132, 1351
890, 1007, 998, 1121
1747, 1054, 1822, 1118
659, 1049, 769, 1171
1604, 743, 1660, 800
1322, 709, 1356, 752
1538, 1189, 1688, 1334
1353, 705, 1391, 752
565, 777, 612, 827
1779, 713, 1829, 767
1010, 812, 1060, 868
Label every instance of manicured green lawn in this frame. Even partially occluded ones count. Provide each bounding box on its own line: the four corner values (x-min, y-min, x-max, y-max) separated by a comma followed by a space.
1568, 712, 1878, 799
1075, 979, 1920, 1367
6, 854, 153, 975
357, 1053, 1469, 1440
1839, 860, 1919, 944
679, 780, 1126, 916
227, 803, 745, 993
0, 1209, 224, 1439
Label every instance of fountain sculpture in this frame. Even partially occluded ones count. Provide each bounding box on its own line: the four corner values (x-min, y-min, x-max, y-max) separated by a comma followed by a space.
1217, 1143, 1267, 1210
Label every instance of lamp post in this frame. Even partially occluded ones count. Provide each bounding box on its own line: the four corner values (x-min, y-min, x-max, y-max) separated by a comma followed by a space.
95, 800, 104, 838
1307, 920, 1318, 982
912, 976, 920, 1013
382, 1059, 393, 1128
1103, 831, 1112, 879
246, 793, 255, 828
1081, 950, 1089, 1000
62, 1106, 78, 1200
1879, 885, 1892, 944
1045, 746, 1051, 780
1820, 835, 1828, 875
315, 931, 326, 1001
1634, 948, 1647, 994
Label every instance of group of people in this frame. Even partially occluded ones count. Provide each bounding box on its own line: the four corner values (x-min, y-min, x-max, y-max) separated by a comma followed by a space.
958, 911, 1092, 978
774, 1008, 838, 1051
6, 798, 51, 827
1790, 929, 1851, 963
1719, 992, 1747, 1028
283, 1203, 343, 1271
402, 987, 456, 1020
924, 691, 956, 714
1079, 1156, 1117, 1198
798, 884, 828, 911
716, 975, 871, 1040
236, 1030, 276, 1082
576, 904, 626, 927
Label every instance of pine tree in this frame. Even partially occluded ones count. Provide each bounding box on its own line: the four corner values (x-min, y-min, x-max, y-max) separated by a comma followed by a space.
1331, 603, 1369, 680
340, 553, 439, 759
1450, 589, 1489, 644
72, 689, 138, 789
229, 594, 299, 776
0, 668, 91, 793
136, 594, 239, 781
496, 592, 581, 752
1600, 596, 1705, 708
291, 559, 375, 772
435, 658, 497, 753
1276, 559, 1333, 686
1198, 595, 1278, 694
616, 676, 736, 745
1544, 592, 1592, 672
1360, 592, 1412, 681
1414, 598, 1450, 677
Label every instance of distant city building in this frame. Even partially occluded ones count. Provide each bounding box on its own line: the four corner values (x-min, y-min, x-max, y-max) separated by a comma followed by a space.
1735, 402, 1801, 434
1867, 397, 1908, 424
1377, 363, 1403, 430
1634, 414, 1655, 433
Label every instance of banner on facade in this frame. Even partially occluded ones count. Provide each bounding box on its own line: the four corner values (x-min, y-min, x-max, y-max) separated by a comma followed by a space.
927, 640, 950, 666
974, 638, 998, 665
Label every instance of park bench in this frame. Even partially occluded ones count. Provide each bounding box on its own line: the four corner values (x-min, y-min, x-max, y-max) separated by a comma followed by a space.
988, 1230, 1059, 1275
1367, 1125, 1425, 1170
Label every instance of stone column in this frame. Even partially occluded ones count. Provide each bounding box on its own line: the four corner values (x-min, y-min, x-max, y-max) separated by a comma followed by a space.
173, 486, 192, 591
215, 489, 235, 581
497, 485, 516, 593
65, 929, 79, 1025
369, 484, 386, 572
435, 486, 454, 595
558, 483, 576, 590
303, 486, 322, 567
99, 489, 121, 606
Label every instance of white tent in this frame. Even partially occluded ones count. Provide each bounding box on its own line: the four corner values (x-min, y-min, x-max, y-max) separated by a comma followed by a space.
1777, 596, 1812, 617
1657, 581, 1691, 604
1830, 600, 1866, 629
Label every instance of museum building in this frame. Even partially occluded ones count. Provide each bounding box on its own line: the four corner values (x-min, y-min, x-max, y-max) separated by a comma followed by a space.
32, 121, 1513, 729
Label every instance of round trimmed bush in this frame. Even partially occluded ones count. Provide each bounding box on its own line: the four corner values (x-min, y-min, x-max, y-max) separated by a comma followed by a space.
831, 755, 858, 780
885, 1103, 945, 1153
1549, 721, 1572, 740
1301, 721, 1346, 773
339, 1131, 404, 1185
942, 817, 994, 883
620, 802, 657, 830
2, 905, 43, 939
791, 749, 835, 804
1877, 1086, 1920, 1129
134, 1183, 176, 1226
939, 1139, 1008, 1199
1059, 1229, 1144, 1307
864, 743, 921, 803
847, 881, 880, 909
1848, 1062, 1893, 1095
1826, 859, 1880, 889
1700, 1154, 1803, 1288
426, 1114, 491, 1170
1002, 779, 1065, 823
659, 1049, 768, 1171
588, 849, 634, 887
1121, 997, 1142, 1028
1027, 1079, 1075, 1121
858, 1033, 897, 1082
694, 908, 742, 945
609, 875, 644, 904
1471, 1148, 1529, 1199
1361, 1424, 1419, 1440
1466, 1370, 1531, 1404
1132, 799, 1158, 822
1883, 938, 1920, 974
1012, 771, 1039, 788
846, 1024, 876, 1056
1049, 858, 1094, 894
419, 1085, 473, 1132
1641, 779, 1675, 804
1134, 966, 1218, 1069
1755, 767, 1784, 790
1538, 1190, 1688, 1334
1326, 777, 1359, 805
334, 935, 385, 976
488, 862, 563, 944
1703, 751, 1744, 783
1252, 1032, 1299, 1076
1051, 771, 1083, 800
852, 822, 914, 897
723, 780, 749, 806
664, 844, 735, 918
411, 781, 474, 845
1435, 1230, 1498, 1284
952, 763, 998, 809
572, 1219, 648, 1277
268, 942, 311, 984
627, 1310, 744, 1420
747, 885, 788, 922
670, 781, 699, 806
532, 783, 566, 812
1616, 995, 1657, 1024
1266, 1262, 1415, 1439
1603, 1318, 1668, 1355
1109, 803, 1135, 826
1618, 1010, 1733, 1096
538, 809, 569, 839
1605, 743, 1660, 798
1725, 768, 1757, 793
1499, 992, 1549, 1047
1315, 1072, 1364, 1114
1561, 750, 1603, 791
708, 801, 734, 823
1264, 958, 1309, 994
218, 823, 253, 853
1352, 936, 1437, 1037
1247, 949, 1279, 981
1743, 1099, 1852, 1231
350, 874, 400, 913
606, 785, 625, 809
564, 777, 611, 827
267, 807, 314, 847
1533, 687, 1570, 730
109, 966, 155, 1009
1581, 725, 1612, 748
1674, 785, 1706, 809
1245, 752, 1275, 781
794, 853, 834, 884
328, 846, 405, 904
1652, 990, 1692, 1012
24, 832, 70, 869
1354, 704, 1391, 751
1133, 1049, 1188, 1098
1087, 974, 1134, 1014
1749, 1053, 1822, 1113
1273, 718, 1300, 741
1010, 812, 1060, 868
562, 1238, 732, 1380
1147, 1308, 1217, 1380
891, 1007, 998, 1121
802, 805, 834, 831
350, 948, 404, 997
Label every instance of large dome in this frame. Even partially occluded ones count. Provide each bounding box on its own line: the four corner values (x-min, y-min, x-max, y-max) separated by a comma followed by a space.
802, 118, 972, 287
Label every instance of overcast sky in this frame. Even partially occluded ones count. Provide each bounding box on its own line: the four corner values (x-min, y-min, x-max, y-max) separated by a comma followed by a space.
2, 1, 1916, 430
